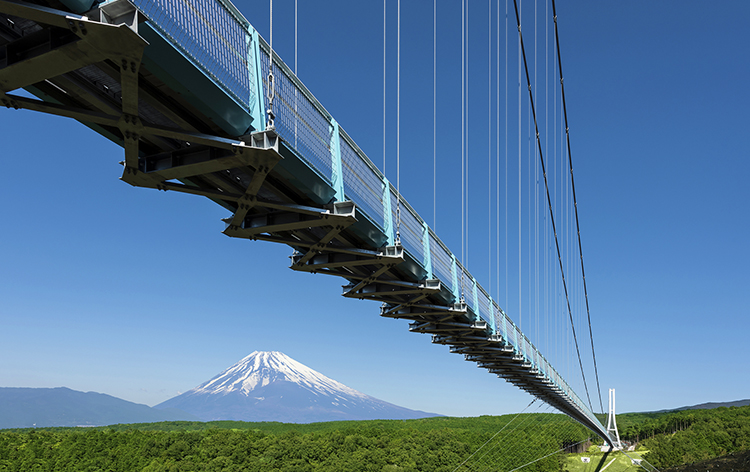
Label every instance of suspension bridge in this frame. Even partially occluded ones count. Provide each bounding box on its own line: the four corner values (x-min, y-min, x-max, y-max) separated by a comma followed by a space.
0, 0, 615, 452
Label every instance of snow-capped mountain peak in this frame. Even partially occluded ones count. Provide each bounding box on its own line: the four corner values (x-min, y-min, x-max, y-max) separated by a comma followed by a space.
155, 351, 439, 423
192, 351, 367, 399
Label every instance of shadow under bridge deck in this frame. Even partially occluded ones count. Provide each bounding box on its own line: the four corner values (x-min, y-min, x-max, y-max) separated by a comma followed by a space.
0, 0, 611, 443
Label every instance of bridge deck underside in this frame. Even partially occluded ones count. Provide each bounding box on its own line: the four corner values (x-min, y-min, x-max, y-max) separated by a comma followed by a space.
0, 0, 609, 443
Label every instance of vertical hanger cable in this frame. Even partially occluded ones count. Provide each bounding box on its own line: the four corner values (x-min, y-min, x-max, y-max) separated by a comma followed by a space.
383, 0, 386, 174
396, 0, 401, 244
460, 0, 465, 301
488, 0, 492, 302
266, 0, 275, 130
433, 0, 437, 231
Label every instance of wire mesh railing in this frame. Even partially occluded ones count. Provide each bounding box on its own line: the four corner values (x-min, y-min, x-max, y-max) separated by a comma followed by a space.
430, 233, 454, 292
132, 0, 256, 112
339, 131, 385, 231
258, 45, 333, 183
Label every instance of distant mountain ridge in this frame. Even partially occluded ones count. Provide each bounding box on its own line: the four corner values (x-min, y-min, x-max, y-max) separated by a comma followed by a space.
155, 351, 440, 423
0, 387, 197, 429
676, 399, 750, 411
644, 399, 750, 415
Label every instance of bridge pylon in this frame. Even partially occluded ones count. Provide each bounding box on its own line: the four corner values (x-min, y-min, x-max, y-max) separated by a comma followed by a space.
606, 388, 622, 449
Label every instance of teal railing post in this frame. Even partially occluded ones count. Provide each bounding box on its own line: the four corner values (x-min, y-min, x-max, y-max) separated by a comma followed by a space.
422, 222, 433, 279
472, 279, 480, 322
330, 119, 344, 202
383, 178, 394, 245
450, 255, 460, 304
489, 297, 497, 333
501, 308, 507, 343
249, 29, 265, 130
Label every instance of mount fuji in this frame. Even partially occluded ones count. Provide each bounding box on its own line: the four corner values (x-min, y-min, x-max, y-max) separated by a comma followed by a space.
154, 351, 439, 423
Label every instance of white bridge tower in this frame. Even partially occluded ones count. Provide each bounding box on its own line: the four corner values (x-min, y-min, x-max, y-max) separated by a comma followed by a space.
606, 388, 622, 448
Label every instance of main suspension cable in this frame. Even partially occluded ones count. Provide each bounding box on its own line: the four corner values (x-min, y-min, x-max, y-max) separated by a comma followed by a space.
552, 0, 603, 414
512, 0, 594, 413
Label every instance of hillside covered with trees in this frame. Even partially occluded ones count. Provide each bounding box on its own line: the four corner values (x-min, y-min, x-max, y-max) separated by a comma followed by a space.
614, 405, 750, 469
0, 415, 589, 471
3, 405, 749, 471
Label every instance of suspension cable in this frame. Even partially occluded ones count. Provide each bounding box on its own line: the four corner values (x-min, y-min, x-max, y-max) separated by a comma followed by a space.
383, 0, 386, 174
552, 0, 604, 414
544, 2, 554, 362
433, 0, 437, 230
534, 0, 539, 355
512, 0, 594, 413
395, 0, 401, 245
488, 0, 492, 300
266, 0, 275, 130
517, 0, 521, 330
496, 0, 501, 303
460, 0, 465, 301
496, 0, 501, 305
505, 0, 508, 307
465, 0, 470, 272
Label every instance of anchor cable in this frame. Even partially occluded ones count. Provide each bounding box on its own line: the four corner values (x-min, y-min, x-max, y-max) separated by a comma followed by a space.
452, 398, 538, 472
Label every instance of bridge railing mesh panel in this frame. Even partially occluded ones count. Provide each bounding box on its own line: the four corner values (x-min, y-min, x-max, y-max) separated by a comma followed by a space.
339, 134, 384, 230
506, 317, 521, 354
494, 305, 508, 341
523, 335, 536, 367
133, 0, 254, 110
430, 233, 453, 291
259, 46, 333, 183
400, 203, 424, 265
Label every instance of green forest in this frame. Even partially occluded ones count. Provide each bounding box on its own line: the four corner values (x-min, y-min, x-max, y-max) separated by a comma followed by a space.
1, 405, 749, 471
0, 415, 590, 471
620, 405, 750, 469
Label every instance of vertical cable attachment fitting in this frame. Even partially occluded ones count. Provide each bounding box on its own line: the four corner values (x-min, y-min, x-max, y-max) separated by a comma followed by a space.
395, 205, 401, 246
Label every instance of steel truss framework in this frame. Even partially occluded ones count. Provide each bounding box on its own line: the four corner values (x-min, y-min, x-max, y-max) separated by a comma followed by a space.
0, 0, 611, 443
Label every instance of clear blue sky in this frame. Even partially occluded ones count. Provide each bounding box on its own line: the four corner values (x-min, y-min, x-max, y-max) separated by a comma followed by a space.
1, 1, 748, 418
